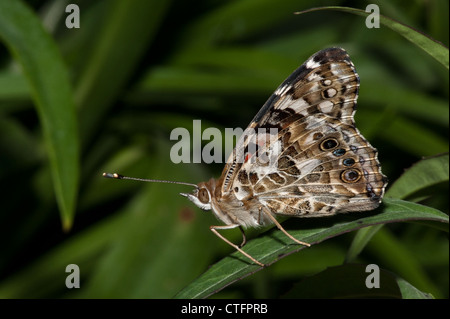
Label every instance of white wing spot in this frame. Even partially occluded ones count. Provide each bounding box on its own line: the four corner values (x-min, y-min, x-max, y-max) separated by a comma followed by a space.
290, 97, 309, 112
307, 72, 322, 82
318, 101, 334, 113
275, 94, 295, 110
275, 84, 291, 96
306, 58, 321, 70
326, 88, 337, 97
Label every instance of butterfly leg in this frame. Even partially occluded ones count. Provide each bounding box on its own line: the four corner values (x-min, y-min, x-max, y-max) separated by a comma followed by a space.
210, 224, 265, 267
238, 226, 247, 248
260, 207, 311, 247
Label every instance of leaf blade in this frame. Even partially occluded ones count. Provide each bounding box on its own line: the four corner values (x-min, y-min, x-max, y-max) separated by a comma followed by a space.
175, 198, 448, 298
0, 0, 79, 230
387, 154, 449, 199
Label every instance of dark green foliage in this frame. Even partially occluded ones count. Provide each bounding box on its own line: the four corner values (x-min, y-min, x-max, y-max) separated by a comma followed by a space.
0, 0, 448, 298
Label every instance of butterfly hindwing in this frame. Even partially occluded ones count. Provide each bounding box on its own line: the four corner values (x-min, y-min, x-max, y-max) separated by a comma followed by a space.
222, 47, 386, 217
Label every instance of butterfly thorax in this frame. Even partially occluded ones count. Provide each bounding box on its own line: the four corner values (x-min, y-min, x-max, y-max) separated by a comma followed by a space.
184, 178, 272, 229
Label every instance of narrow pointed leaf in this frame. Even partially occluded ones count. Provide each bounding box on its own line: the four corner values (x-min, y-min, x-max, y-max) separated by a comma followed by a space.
387, 153, 449, 199
0, 0, 79, 230
175, 198, 448, 298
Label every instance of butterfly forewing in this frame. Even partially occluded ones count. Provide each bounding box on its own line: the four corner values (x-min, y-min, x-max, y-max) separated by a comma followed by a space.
253, 47, 359, 129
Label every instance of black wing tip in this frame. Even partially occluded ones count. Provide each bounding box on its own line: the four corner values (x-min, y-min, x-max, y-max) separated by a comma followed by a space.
310, 47, 350, 65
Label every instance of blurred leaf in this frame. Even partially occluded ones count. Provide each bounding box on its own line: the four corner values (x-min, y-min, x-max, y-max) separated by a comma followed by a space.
282, 264, 431, 299
366, 226, 442, 298
362, 82, 449, 127
0, 117, 42, 174
348, 154, 449, 263
179, 0, 320, 48
387, 154, 449, 200
171, 47, 300, 87
133, 66, 276, 99
75, 0, 171, 145
345, 224, 383, 263
396, 277, 434, 299
378, 116, 448, 157
0, 140, 215, 298
296, 6, 449, 69
0, 71, 30, 100
270, 242, 347, 279
79, 140, 215, 298
175, 198, 448, 298
0, 0, 79, 230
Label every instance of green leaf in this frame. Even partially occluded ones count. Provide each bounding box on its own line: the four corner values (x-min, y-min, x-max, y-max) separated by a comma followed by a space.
179, 0, 318, 48
396, 277, 434, 299
387, 154, 449, 200
378, 117, 448, 157
365, 227, 442, 298
0, 71, 30, 100
347, 154, 449, 263
134, 66, 277, 99
75, 0, 171, 145
175, 198, 448, 298
0, 0, 79, 230
348, 154, 449, 260
362, 82, 449, 127
295, 6, 449, 69
345, 224, 383, 263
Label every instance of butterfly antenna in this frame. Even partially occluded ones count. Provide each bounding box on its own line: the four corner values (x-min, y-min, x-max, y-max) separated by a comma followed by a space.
102, 172, 198, 188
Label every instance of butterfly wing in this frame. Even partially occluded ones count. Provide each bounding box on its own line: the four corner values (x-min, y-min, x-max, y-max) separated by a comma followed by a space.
220, 47, 387, 217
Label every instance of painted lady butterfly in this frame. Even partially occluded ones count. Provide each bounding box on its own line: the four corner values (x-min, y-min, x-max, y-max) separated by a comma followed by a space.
104, 48, 388, 267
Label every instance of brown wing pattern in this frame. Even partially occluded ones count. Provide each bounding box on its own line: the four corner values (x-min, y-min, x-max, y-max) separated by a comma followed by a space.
221, 48, 387, 216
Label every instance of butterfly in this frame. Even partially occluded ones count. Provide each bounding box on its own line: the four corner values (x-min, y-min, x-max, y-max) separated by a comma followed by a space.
104, 47, 388, 267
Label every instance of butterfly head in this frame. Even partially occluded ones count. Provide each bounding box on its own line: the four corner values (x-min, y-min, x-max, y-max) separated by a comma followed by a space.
102, 172, 218, 212
180, 182, 212, 211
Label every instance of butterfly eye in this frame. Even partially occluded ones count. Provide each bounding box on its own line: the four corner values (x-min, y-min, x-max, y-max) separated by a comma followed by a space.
198, 188, 210, 204
341, 169, 361, 183
320, 138, 339, 150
